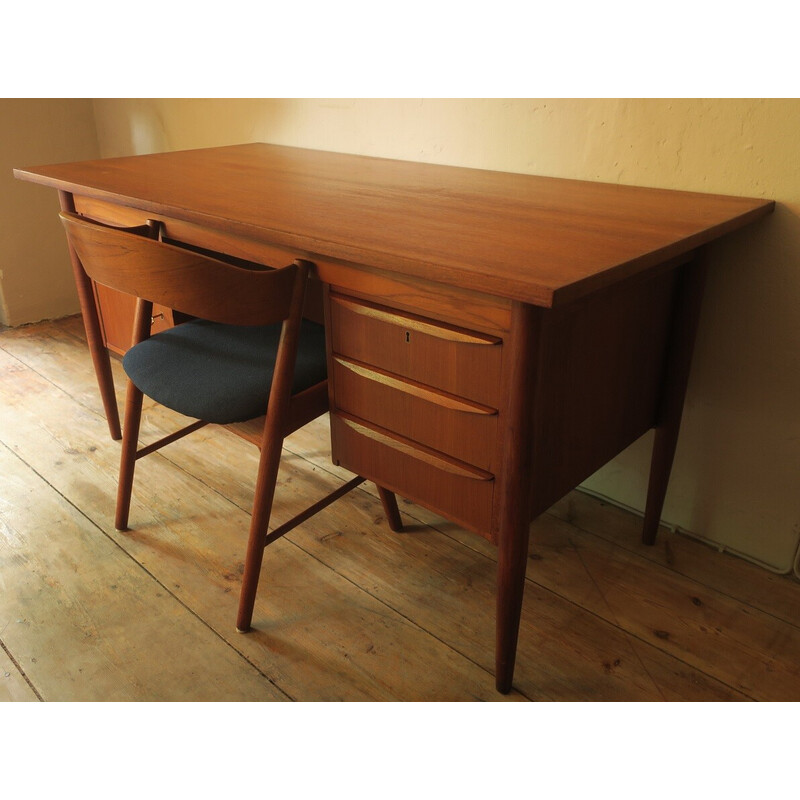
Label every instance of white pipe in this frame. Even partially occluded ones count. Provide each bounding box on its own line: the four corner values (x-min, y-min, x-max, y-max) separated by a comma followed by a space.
575, 487, 799, 579
793, 538, 800, 581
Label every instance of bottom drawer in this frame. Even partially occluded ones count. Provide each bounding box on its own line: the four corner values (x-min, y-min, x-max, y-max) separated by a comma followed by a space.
331, 413, 494, 537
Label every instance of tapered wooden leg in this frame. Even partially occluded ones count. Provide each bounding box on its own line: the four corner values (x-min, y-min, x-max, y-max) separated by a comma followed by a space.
642, 253, 708, 545
237, 431, 284, 632
237, 262, 310, 633
495, 301, 541, 694
58, 191, 121, 440
115, 298, 153, 531
115, 380, 144, 531
377, 486, 403, 532
496, 518, 533, 695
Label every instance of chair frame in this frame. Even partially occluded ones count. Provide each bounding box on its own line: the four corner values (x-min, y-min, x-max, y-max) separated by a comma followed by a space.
59, 211, 402, 633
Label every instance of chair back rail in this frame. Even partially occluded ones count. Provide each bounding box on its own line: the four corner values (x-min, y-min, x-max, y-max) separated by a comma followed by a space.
59, 211, 299, 326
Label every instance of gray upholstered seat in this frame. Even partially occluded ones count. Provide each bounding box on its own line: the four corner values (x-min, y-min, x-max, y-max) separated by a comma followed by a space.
123, 318, 327, 424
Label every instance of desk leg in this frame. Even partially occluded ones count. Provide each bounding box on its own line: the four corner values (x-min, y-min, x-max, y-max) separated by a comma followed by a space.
58, 191, 122, 441
642, 252, 708, 545
377, 487, 404, 532
495, 301, 541, 694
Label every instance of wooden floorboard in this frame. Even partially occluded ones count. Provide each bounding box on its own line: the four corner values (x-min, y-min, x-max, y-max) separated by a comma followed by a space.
549, 490, 800, 629
0, 441, 287, 701
1, 315, 799, 701
0, 640, 39, 701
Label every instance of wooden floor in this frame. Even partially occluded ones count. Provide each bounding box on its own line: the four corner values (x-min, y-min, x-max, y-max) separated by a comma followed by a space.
1, 315, 799, 702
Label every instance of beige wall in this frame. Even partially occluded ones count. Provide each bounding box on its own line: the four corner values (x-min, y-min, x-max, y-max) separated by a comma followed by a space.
11, 98, 800, 575
1, 99, 100, 326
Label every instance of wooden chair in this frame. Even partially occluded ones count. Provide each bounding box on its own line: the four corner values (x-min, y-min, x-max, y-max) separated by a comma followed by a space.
59, 211, 402, 633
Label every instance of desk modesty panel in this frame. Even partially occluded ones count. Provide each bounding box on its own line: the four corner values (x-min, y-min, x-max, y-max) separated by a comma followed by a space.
15, 144, 774, 694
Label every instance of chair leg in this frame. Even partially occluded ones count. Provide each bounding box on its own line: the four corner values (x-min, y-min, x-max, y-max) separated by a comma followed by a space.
236, 429, 284, 633
115, 380, 144, 531
237, 259, 312, 633
377, 486, 403, 532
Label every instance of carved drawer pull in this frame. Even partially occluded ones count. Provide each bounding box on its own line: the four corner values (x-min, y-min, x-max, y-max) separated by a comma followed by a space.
339, 415, 494, 481
334, 356, 497, 415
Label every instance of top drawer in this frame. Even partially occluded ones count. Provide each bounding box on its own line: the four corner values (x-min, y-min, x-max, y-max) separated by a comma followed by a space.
329, 294, 503, 408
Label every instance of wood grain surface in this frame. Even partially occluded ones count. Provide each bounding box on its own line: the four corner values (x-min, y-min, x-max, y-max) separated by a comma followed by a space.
15, 143, 774, 307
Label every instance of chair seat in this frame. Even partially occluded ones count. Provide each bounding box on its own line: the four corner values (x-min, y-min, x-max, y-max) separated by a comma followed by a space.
122, 318, 327, 424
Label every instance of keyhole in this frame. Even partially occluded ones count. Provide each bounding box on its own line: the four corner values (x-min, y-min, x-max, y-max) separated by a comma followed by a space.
405, 331, 410, 343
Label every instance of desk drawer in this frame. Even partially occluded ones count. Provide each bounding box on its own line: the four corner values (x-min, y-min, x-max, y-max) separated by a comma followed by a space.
93, 283, 173, 355
329, 294, 502, 408
332, 355, 498, 472
331, 414, 494, 536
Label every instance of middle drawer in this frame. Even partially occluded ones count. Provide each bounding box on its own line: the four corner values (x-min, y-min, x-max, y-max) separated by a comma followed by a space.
332, 355, 498, 472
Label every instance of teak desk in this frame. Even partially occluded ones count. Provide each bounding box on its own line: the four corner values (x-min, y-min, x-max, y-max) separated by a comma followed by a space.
15, 144, 774, 693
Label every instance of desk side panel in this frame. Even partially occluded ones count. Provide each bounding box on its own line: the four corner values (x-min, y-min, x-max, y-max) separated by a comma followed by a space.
529, 266, 681, 517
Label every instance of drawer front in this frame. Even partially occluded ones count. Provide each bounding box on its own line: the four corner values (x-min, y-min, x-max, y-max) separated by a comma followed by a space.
331, 414, 494, 537
332, 355, 498, 472
93, 284, 173, 355
329, 294, 502, 408
72, 195, 300, 268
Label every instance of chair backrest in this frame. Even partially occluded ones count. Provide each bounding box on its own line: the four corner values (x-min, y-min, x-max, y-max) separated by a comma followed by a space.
59, 211, 300, 326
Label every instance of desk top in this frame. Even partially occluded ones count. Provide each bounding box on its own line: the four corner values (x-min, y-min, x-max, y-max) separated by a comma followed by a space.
15, 143, 774, 307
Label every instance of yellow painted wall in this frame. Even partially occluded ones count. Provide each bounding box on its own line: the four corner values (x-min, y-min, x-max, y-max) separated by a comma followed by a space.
11, 98, 800, 575
0, 99, 100, 326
